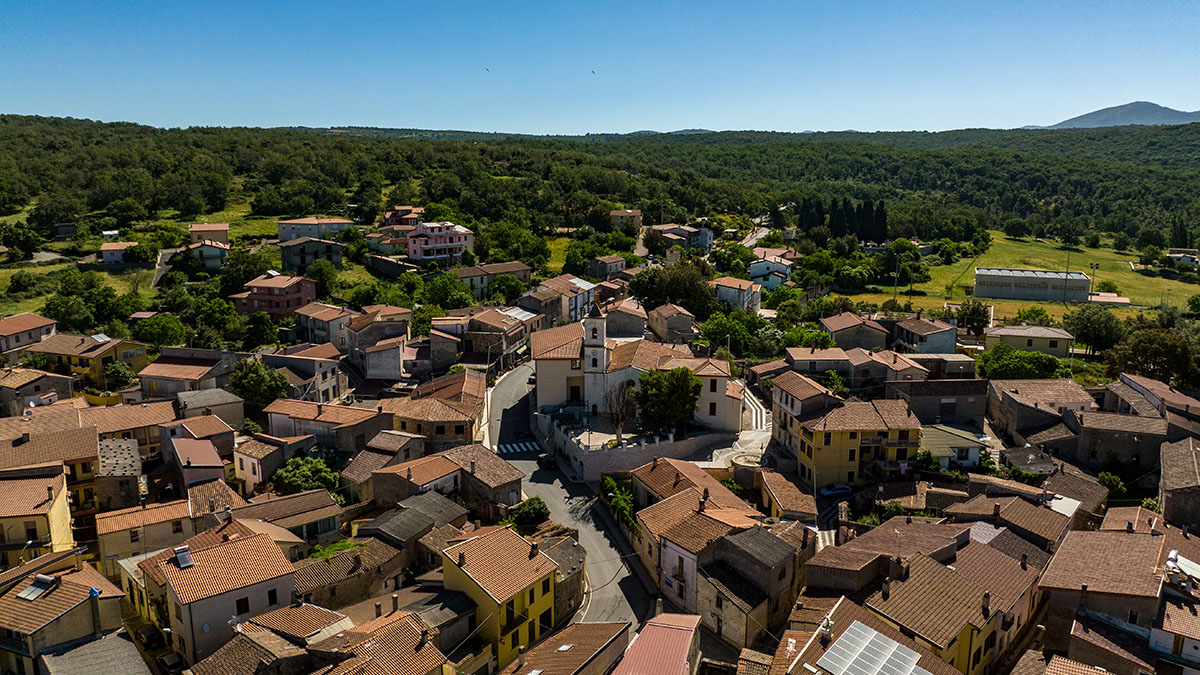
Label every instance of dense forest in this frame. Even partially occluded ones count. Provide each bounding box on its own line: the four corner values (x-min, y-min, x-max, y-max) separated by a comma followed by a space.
2, 114, 1198, 247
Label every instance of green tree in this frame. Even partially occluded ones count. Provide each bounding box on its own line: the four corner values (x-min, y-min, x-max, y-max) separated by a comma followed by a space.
229, 358, 291, 406
1014, 306, 1055, 326
1140, 245, 1163, 267
1113, 232, 1132, 252
978, 343, 1070, 379
1094, 279, 1118, 294
132, 314, 186, 347
459, 248, 477, 267
1063, 304, 1124, 353
1, 222, 44, 260
643, 229, 667, 256
489, 274, 525, 304
629, 260, 717, 320
103, 362, 137, 391
956, 298, 991, 337
1188, 294, 1200, 315
242, 312, 277, 349
423, 274, 473, 310
822, 369, 849, 397
507, 496, 550, 527
1106, 329, 1196, 387
122, 241, 158, 264
1097, 471, 1126, 495
1142, 497, 1161, 513
634, 368, 701, 432
106, 197, 148, 227
7, 269, 37, 294
306, 259, 338, 300
270, 456, 340, 500
701, 313, 752, 355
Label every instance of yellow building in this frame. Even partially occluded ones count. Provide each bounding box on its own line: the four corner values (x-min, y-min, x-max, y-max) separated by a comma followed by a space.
864, 553, 1003, 675
983, 325, 1073, 358
0, 464, 75, 570
442, 526, 558, 669
0, 426, 102, 515
25, 334, 148, 388
793, 399, 920, 490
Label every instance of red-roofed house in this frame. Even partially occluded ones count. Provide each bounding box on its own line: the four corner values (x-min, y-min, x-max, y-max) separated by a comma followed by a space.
229, 273, 316, 319
0, 312, 56, 353
709, 276, 761, 312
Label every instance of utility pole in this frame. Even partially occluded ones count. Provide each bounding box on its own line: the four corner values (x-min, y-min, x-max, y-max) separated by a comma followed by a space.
892, 255, 899, 303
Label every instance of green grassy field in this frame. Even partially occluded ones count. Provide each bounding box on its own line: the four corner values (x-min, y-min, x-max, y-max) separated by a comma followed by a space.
547, 237, 570, 273
837, 231, 1188, 322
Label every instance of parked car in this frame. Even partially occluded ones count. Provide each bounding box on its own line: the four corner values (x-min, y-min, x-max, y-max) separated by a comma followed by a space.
536, 454, 556, 471
136, 625, 164, 650
157, 652, 186, 674
818, 483, 852, 499
527, 372, 536, 386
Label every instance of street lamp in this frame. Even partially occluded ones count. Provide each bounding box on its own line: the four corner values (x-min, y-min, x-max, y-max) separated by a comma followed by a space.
1088, 262, 1099, 297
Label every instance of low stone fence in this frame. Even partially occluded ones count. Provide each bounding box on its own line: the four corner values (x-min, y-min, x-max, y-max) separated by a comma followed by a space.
535, 411, 735, 483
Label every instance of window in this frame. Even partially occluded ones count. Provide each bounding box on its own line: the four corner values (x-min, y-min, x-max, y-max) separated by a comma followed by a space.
716, 595, 723, 610
130, 529, 140, 543
455, 425, 465, 435
238, 457, 244, 470
175, 603, 182, 621
848, 448, 856, 462
172, 520, 183, 534
436, 425, 446, 435
1027, 339, 1033, 346
972, 647, 982, 668
591, 328, 598, 339
236, 597, 249, 615
267, 589, 278, 606
400, 421, 407, 431
710, 379, 717, 393
1129, 609, 1139, 624
846, 470, 855, 483
709, 402, 717, 416
823, 432, 832, 446
251, 462, 257, 476
1049, 340, 1058, 348
591, 357, 598, 368
542, 578, 550, 596
849, 431, 857, 440
778, 566, 787, 580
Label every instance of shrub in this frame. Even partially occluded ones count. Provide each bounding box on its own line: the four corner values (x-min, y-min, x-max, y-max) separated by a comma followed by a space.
508, 496, 550, 527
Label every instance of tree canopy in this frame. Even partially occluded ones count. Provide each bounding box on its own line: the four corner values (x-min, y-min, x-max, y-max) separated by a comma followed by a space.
634, 368, 702, 432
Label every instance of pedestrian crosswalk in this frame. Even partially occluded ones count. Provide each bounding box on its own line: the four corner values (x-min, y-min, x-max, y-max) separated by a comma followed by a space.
496, 442, 541, 455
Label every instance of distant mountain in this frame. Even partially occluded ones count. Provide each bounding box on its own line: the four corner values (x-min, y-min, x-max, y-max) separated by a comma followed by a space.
1045, 101, 1200, 129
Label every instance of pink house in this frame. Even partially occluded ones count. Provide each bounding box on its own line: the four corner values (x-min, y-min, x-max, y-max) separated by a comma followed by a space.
406, 221, 474, 262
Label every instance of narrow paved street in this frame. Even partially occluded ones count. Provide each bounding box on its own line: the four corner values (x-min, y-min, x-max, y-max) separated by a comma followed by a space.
486, 363, 654, 629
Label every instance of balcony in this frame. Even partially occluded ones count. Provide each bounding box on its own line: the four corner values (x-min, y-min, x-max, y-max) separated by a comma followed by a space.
0, 633, 29, 656
859, 437, 919, 447
0, 538, 48, 552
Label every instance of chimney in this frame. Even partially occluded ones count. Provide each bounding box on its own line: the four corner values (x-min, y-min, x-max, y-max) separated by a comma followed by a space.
470, 460, 476, 474
698, 497, 706, 513
352, 553, 362, 571
186, 458, 192, 466
377, 404, 383, 413
982, 591, 991, 617
516, 645, 525, 667
226, 505, 233, 523
530, 542, 539, 558
392, 593, 399, 613
905, 514, 912, 524
458, 551, 466, 567
881, 576, 891, 600
19, 432, 30, 445
819, 616, 833, 644
210, 498, 216, 513
1127, 521, 1134, 533
90, 586, 103, 638
317, 403, 323, 416
222, 532, 230, 542
46, 486, 54, 503
653, 457, 659, 469
703, 487, 710, 501
993, 503, 1001, 518
407, 468, 413, 480
374, 602, 382, 618
655, 597, 663, 616
1020, 553, 1028, 570
1080, 583, 1088, 607
420, 628, 431, 649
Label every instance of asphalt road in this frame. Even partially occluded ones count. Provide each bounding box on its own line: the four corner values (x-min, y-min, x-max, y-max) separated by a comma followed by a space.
487, 363, 654, 629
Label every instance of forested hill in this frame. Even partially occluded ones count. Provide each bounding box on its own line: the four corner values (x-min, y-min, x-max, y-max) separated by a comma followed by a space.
301, 121, 1200, 172
0, 113, 1197, 242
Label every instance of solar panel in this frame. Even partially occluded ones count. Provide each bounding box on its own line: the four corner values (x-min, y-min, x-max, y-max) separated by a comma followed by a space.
16, 574, 55, 601
174, 546, 194, 569
815, 621, 934, 675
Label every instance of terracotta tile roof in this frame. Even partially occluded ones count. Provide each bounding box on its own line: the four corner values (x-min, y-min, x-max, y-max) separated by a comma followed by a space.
1123, 372, 1200, 412
188, 478, 246, 513
782, 597, 960, 675
444, 526, 557, 603
413, 368, 485, 403
140, 519, 258, 587
235, 437, 286, 461
801, 399, 919, 432
244, 602, 349, 642
1099, 505, 1163, 533
1071, 410, 1168, 435
1069, 616, 1155, 672
161, 414, 234, 439
984, 529, 1052, 571
173, 438, 221, 467
710, 276, 758, 291
771, 371, 834, 402
0, 313, 55, 336
631, 457, 746, 509
231, 489, 343, 530
1162, 437, 1200, 491
1040, 530, 1163, 597
807, 517, 968, 572
865, 553, 990, 649
1043, 656, 1107, 675
279, 236, 342, 248
245, 273, 309, 290
530, 322, 584, 360
990, 378, 1095, 409
296, 302, 356, 322
498, 621, 629, 674
0, 367, 64, 390
607, 340, 693, 372
648, 303, 693, 320
986, 324, 1074, 340
191, 631, 304, 675
748, 359, 788, 377
309, 610, 447, 675
661, 510, 738, 554
0, 426, 99, 468
186, 239, 230, 251
1041, 468, 1108, 514
190, 222, 230, 232
1010, 649, 1053, 675
784, 346, 849, 363
161, 532, 294, 604
375, 455, 460, 485
442, 444, 523, 487
612, 614, 700, 675
26, 333, 135, 358
79, 400, 177, 434
341, 449, 393, 485
896, 317, 955, 336
366, 429, 422, 453
845, 348, 928, 373
760, 469, 817, 518
820, 311, 886, 334
264, 399, 383, 427
945, 494, 1069, 544
288, 342, 342, 360
1158, 595, 1200, 642
100, 241, 138, 251
540, 274, 593, 297
769, 629, 815, 675
950, 540, 1039, 612
0, 468, 66, 517
97, 498, 192, 534
294, 538, 402, 593
0, 562, 122, 634
347, 305, 413, 334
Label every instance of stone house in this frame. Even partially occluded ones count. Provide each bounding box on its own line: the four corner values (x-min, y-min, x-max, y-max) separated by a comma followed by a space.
278, 237, 343, 275
647, 303, 697, 344
819, 312, 887, 351
176, 389, 245, 429
537, 535, 587, 626
891, 316, 957, 354
263, 399, 393, 454
447, 261, 533, 300
370, 444, 523, 521
232, 433, 314, 496
1161, 437, 1200, 533
294, 302, 359, 351
261, 343, 346, 404
339, 430, 425, 503
586, 254, 627, 281
885, 378, 988, 427
0, 367, 73, 416
229, 489, 344, 552
346, 305, 412, 370
605, 298, 647, 337
293, 538, 406, 610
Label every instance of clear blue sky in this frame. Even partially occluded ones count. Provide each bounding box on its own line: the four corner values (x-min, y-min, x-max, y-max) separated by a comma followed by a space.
2, 1, 1198, 134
